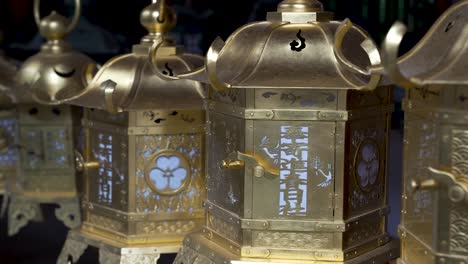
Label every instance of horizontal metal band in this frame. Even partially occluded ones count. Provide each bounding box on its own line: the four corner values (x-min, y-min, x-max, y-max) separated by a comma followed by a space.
208, 101, 348, 121
344, 233, 391, 259
82, 201, 204, 222
205, 201, 346, 232
183, 232, 398, 263
348, 104, 394, 120
127, 125, 206, 135
0, 109, 16, 118
73, 228, 182, 254
344, 206, 390, 227
208, 101, 393, 121
82, 119, 128, 135
82, 119, 206, 135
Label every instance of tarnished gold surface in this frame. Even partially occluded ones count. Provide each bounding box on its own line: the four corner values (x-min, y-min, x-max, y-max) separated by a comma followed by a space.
0, 53, 18, 197
57, 1, 206, 263
166, 0, 397, 262
3, 0, 95, 235
380, 1, 468, 263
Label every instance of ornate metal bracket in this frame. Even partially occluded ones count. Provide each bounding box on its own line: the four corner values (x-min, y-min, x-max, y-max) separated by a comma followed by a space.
333, 18, 383, 91
222, 151, 279, 179
411, 167, 468, 204
74, 150, 99, 174
100, 79, 122, 114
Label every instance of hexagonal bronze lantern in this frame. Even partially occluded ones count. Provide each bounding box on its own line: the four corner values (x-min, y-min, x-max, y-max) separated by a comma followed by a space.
56, 1, 206, 263
5, 0, 96, 236
158, 0, 400, 263
0, 53, 18, 196
380, 1, 468, 263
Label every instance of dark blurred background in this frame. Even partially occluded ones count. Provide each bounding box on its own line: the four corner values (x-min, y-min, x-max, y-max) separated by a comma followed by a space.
0, 0, 460, 263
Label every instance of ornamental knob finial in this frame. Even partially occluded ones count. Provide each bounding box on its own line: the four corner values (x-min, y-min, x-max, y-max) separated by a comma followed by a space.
278, 0, 324, 12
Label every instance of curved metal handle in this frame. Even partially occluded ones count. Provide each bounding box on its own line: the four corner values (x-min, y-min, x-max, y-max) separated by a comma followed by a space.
34, 0, 81, 35
381, 21, 422, 89
411, 167, 468, 204
74, 150, 99, 173
333, 18, 382, 91
149, 40, 206, 81
100, 79, 122, 114
222, 151, 279, 179
206, 37, 233, 93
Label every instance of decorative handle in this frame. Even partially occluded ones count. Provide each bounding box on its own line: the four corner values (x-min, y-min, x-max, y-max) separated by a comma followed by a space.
333, 18, 382, 91
222, 151, 279, 179
411, 167, 468, 204
34, 0, 81, 35
149, 40, 206, 81
381, 21, 422, 89
74, 150, 99, 173
206, 37, 233, 93
100, 79, 122, 114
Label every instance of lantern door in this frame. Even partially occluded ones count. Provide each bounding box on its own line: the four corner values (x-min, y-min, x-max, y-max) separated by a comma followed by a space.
250, 121, 336, 221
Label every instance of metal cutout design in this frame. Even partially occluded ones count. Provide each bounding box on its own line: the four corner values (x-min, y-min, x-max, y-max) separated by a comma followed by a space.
354, 139, 380, 192
145, 150, 191, 196
96, 133, 113, 205
162, 63, 174, 77
290, 30, 306, 52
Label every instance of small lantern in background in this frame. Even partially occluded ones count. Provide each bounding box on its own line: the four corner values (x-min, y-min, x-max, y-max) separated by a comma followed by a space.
163, 0, 399, 263
6, 0, 96, 236
381, 1, 468, 263
56, 1, 206, 263
0, 52, 18, 196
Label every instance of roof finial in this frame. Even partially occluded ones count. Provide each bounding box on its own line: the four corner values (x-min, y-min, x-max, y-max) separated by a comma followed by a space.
140, 0, 176, 37
278, 0, 324, 12
34, 0, 81, 41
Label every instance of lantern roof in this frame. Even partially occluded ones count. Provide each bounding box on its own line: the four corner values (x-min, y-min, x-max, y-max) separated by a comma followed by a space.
15, 0, 96, 105
63, 0, 205, 113
157, 0, 383, 92
382, 0, 468, 89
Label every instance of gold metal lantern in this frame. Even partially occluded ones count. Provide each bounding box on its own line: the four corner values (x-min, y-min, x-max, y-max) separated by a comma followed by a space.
0, 52, 18, 196
380, 1, 468, 263
56, 1, 206, 263
155, 0, 399, 263
5, 0, 96, 236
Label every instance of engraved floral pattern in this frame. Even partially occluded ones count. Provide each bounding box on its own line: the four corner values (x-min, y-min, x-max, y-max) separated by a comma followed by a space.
356, 141, 379, 189
255, 232, 330, 249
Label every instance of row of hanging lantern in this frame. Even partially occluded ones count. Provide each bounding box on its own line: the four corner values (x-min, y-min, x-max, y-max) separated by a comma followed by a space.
0, 0, 466, 263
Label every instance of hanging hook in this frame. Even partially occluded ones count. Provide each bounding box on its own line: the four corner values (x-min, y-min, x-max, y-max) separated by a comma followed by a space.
149, 40, 206, 81
34, 0, 81, 36
206, 37, 233, 92
333, 19, 382, 91
381, 21, 422, 89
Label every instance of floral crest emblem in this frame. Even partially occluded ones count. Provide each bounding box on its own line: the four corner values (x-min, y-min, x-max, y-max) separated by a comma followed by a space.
145, 151, 191, 195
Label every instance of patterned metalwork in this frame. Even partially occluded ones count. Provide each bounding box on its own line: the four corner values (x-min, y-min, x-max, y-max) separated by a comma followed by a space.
170, 0, 396, 262
3, 0, 95, 236
380, 1, 468, 263
57, 1, 206, 263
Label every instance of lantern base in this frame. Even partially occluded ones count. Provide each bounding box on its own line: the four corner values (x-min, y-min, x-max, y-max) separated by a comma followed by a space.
174, 232, 400, 264
58, 229, 181, 264
7, 195, 81, 236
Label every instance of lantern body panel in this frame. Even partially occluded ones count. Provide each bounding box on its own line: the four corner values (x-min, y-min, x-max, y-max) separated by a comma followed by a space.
0, 110, 17, 194
399, 85, 468, 263
6, 104, 82, 236
80, 108, 205, 246
179, 86, 396, 263
16, 105, 80, 196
